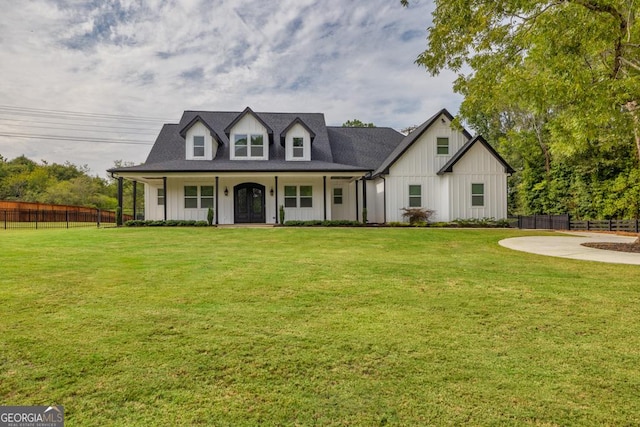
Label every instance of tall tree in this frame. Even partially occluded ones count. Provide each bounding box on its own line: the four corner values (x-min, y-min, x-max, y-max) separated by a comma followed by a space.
403, 0, 640, 224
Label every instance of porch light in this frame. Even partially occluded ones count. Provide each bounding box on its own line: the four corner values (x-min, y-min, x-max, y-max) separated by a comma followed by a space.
270, 187, 274, 196
224, 187, 228, 196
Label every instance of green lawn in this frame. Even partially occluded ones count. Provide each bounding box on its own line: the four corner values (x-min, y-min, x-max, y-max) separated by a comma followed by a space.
1, 228, 639, 426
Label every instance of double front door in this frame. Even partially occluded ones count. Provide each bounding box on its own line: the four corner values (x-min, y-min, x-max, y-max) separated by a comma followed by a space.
234, 183, 266, 223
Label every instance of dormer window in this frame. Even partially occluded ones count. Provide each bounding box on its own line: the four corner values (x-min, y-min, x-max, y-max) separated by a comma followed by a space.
233, 133, 266, 159
193, 136, 205, 157
292, 137, 304, 158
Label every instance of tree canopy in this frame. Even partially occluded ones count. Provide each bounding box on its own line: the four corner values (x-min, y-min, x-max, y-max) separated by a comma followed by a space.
404, 0, 640, 219
342, 119, 376, 127
0, 155, 141, 213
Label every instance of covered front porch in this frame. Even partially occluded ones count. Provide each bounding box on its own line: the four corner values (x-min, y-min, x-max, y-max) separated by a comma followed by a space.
114, 171, 373, 225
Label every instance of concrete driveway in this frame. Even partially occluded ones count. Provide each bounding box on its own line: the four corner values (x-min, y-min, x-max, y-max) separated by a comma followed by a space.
499, 231, 640, 265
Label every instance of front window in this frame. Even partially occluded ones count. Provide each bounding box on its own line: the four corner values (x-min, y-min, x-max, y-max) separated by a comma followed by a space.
437, 137, 449, 155
300, 186, 313, 207
333, 188, 343, 205
184, 185, 215, 209
193, 136, 205, 157
409, 185, 422, 207
201, 186, 214, 208
184, 186, 198, 208
283, 185, 313, 208
284, 186, 297, 207
293, 137, 304, 158
472, 183, 485, 207
157, 188, 165, 206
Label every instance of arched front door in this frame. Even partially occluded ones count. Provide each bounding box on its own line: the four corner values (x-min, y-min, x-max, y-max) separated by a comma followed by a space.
234, 183, 266, 223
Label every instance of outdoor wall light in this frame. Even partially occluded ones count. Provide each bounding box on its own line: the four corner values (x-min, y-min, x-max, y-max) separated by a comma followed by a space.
270, 187, 274, 196
224, 187, 229, 196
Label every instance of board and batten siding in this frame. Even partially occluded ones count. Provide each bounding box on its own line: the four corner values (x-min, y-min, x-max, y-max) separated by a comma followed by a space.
384, 115, 469, 222
228, 114, 269, 160
185, 121, 217, 160
445, 142, 509, 220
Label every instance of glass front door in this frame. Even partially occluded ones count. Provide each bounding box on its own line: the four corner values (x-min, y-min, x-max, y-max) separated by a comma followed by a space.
234, 183, 266, 223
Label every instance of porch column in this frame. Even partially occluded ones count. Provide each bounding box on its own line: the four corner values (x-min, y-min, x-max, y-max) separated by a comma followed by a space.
117, 177, 123, 213
132, 180, 137, 220
362, 178, 368, 209
274, 176, 279, 224
323, 176, 327, 221
215, 176, 219, 225
163, 176, 167, 221
355, 180, 359, 222
382, 176, 387, 224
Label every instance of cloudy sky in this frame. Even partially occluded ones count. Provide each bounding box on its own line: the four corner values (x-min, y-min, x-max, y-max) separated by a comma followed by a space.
0, 0, 461, 177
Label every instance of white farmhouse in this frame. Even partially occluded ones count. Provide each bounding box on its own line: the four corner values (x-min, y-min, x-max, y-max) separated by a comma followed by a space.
110, 107, 514, 224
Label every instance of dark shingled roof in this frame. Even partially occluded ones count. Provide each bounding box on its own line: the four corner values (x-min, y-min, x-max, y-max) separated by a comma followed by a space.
108, 108, 512, 176
327, 126, 404, 170
437, 135, 516, 175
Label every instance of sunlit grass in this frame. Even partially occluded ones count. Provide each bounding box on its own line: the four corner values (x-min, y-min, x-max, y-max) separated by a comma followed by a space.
1, 227, 639, 425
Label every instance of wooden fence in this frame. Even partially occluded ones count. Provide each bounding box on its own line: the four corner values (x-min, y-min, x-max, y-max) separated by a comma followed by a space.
517, 214, 639, 232
0, 200, 132, 229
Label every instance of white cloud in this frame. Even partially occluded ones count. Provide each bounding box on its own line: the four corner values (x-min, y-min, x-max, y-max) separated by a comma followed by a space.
0, 0, 462, 176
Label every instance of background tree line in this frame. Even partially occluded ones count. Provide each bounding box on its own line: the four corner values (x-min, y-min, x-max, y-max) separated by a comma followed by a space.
0, 154, 142, 213
404, 0, 640, 220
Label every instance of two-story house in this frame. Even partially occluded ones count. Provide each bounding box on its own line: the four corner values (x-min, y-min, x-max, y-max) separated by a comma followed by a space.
109, 107, 514, 224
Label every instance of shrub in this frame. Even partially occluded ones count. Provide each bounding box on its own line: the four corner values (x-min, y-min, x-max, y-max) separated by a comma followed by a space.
362, 208, 368, 224
401, 207, 435, 225
207, 207, 214, 226
279, 205, 285, 224
123, 219, 215, 227
284, 220, 363, 227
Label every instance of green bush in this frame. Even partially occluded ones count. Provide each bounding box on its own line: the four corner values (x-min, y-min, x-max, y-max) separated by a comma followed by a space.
124, 219, 214, 227
284, 220, 363, 227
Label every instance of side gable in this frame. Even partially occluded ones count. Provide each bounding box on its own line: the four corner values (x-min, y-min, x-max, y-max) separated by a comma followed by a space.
437, 135, 515, 175
373, 108, 472, 176
224, 106, 274, 145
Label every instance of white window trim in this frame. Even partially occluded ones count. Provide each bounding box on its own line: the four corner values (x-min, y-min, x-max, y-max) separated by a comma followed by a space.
283, 185, 313, 208
333, 187, 343, 205
471, 183, 485, 207
436, 137, 449, 156
192, 135, 205, 158
285, 133, 311, 161
184, 185, 215, 209
408, 184, 422, 208
231, 133, 268, 160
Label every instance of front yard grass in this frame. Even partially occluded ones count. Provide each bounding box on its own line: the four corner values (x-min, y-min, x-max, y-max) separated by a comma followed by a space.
1, 227, 639, 425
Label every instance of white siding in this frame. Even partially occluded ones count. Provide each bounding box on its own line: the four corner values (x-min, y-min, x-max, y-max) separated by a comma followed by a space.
330, 180, 357, 221
446, 143, 509, 220
278, 177, 325, 222
185, 121, 217, 160
385, 113, 469, 222
229, 115, 269, 160
145, 183, 166, 220
284, 123, 311, 161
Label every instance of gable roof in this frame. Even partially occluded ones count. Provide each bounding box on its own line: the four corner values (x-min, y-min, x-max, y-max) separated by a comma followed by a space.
179, 115, 222, 144
437, 135, 515, 175
280, 117, 316, 146
373, 108, 472, 176
224, 106, 274, 144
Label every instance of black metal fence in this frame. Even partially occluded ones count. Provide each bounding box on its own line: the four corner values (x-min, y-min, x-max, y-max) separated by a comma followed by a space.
1, 209, 122, 229
517, 214, 639, 232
